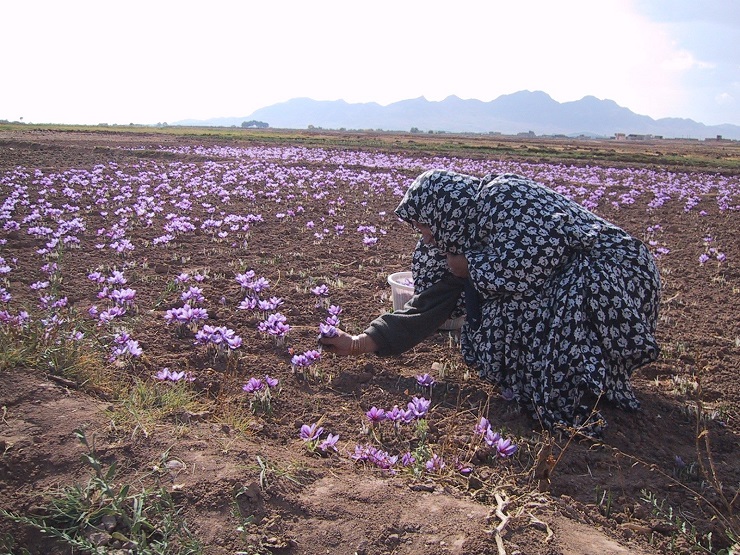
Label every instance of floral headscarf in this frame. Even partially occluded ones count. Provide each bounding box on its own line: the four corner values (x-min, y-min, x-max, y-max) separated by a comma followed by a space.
395, 169, 480, 254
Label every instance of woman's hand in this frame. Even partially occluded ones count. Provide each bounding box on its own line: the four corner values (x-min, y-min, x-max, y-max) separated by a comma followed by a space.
319, 330, 377, 356
318, 329, 354, 356
446, 253, 469, 278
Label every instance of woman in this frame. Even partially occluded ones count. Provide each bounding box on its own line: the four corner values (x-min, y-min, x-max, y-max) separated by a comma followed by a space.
320, 169, 661, 434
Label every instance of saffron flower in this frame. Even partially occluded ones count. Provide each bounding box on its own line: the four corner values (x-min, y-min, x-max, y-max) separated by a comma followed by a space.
181, 286, 205, 304
416, 373, 436, 387
110, 288, 137, 306
194, 325, 242, 350
235, 270, 256, 288
407, 396, 431, 418
154, 368, 194, 382
291, 349, 321, 368
425, 454, 445, 473
318, 322, 338, 337
300, 422, 324, 442
165, 304, 209, 326
318, 433, 340, 453
352, 445, 398, 470
484, 429, 502, 447
243, 377, 265, 393
311, 284, 329, 296
366, 407, 387, 424
258, 313, 290, 341
257, 296, 283, 311
401, 452, 416, 466
474, 417, 491, 435
238, 297, 258, 310
495, 437, 518, 458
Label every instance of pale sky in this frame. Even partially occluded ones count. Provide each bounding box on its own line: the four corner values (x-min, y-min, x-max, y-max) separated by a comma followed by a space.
2, 0, 738, 126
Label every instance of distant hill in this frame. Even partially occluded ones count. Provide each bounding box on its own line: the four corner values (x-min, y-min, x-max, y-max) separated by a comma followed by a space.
175, 91, 740, 140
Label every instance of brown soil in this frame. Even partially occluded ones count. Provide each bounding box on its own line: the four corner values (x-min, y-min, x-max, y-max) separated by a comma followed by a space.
0, 129, 738, 555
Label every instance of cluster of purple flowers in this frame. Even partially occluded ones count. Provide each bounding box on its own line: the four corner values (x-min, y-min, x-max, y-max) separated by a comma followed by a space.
87, 270, 135, 326
175, 272, 206, 284
0, 309, 29, 328
238, 296, 283, 312
310, 284, 329, 297
242, 374, 279, 393
110, 331, 143, 362
365, 396, 431, 426
357, 224, 385, 247
258, 312, 290, 342
164, 304, 209, 328
236, 270, 270, 293
110, 287, 137, 306
318, 304, 342, 338
474, 417, 518, 458
290, 349, 321, 369
154, 367, 195, 382
351, 444, 399, 470
352, 444, 448, 475
180, 286, 205, 304
698, 235, 727, 265
194, 324, 242, 351
91, 305, 126, 326
300, 422, 339, 454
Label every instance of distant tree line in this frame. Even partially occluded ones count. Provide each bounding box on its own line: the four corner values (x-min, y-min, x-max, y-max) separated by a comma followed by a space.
242, 120, 269, 129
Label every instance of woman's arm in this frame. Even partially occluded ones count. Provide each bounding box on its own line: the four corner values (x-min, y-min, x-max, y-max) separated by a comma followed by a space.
320, 274, 465, 356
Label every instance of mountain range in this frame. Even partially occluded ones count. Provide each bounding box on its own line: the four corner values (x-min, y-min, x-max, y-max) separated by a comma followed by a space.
175, 90, 740, 140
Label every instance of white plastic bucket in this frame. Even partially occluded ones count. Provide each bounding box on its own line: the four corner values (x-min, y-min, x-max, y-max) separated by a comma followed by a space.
387, 271, 464, 330
387, 271, 414, 311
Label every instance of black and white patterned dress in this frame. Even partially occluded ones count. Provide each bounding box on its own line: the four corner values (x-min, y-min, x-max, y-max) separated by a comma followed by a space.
395, 170, 661, 433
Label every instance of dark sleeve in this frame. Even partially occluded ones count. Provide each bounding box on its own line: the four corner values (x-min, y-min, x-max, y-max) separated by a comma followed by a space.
364, 275, 465, 356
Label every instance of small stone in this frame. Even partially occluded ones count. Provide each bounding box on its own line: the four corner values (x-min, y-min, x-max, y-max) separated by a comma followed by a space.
86, 530, 112, 547
101, 514, 117, 531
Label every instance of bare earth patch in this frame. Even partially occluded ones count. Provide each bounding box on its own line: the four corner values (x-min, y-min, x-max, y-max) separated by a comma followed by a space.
0, 129, 738, 555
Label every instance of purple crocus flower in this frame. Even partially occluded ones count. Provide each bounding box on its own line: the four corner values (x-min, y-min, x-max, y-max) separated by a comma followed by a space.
238, 297, 258, 310
474, 417, 491, 435
318, 323, 338, 337
496, 437, 518, 458
311, 284, 329, 296
249, 277, 270, 293
181, 286, 205, 304
366, 407, 387, 424
243, 377, 265, 393
416, 373, 436, 387
407, 396, 431, 418
107, 270, 127, 285
111, 288, 137, 305
425, 454, 445, 473
484, 429, 502, 447
385, 405, 405, 422
87, 271, 105, 283
319, 433, 340, 452
235, 270, 256, 288
300, 423, 323, 442
401, 452, 416, 466
264, 375, 279, 388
